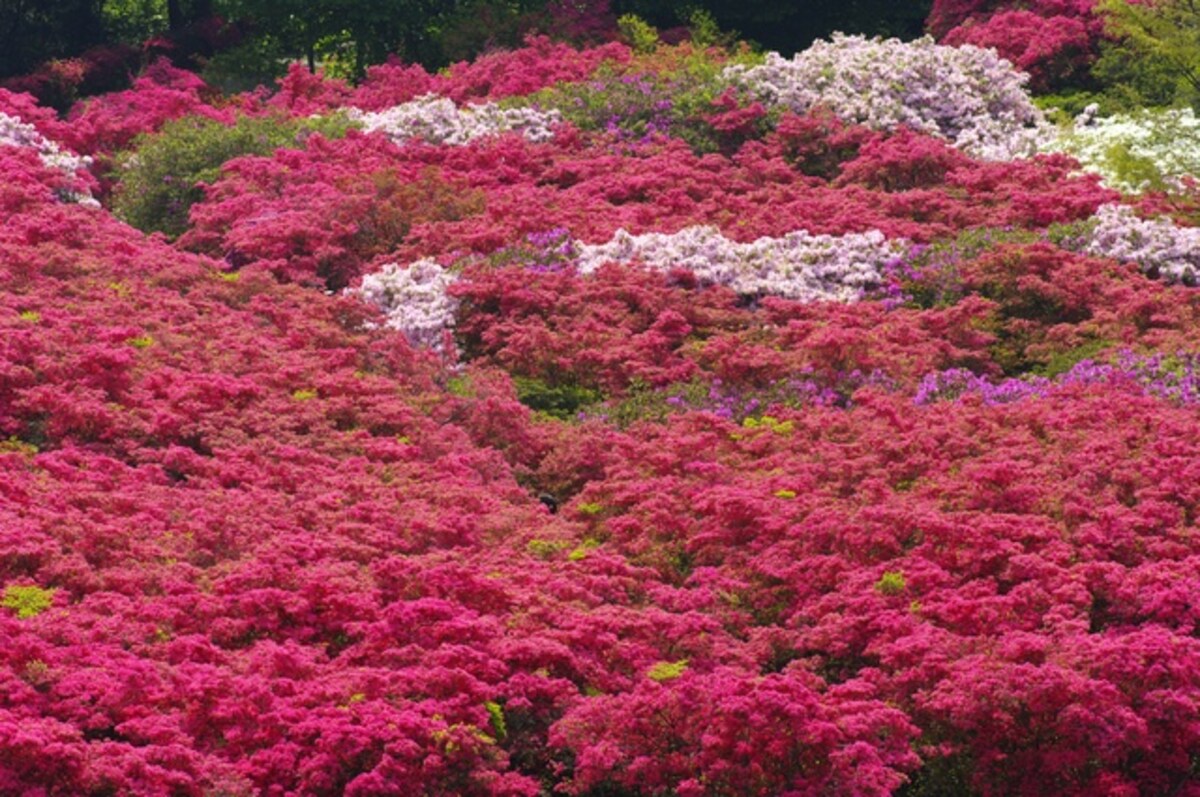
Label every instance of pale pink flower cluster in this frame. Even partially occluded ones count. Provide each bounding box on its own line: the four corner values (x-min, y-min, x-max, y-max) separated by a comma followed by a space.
353, 259, 460, 351
1075, 203, 1200, 285
724, 34, 1050, 161
576, 225, 906, 302
348, 94, 562, 146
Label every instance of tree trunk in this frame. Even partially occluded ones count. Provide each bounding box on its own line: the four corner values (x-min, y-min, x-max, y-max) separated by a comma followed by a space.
167, 0, 183, 30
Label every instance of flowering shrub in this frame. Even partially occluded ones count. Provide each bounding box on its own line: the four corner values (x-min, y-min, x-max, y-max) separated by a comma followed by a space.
918, 350, 1200, 405
0, 112, 94, 189
0, 88, 74, 142
182, 134, 486, 288
1057, 106, 1200, 192
551, 668, 921, 795
724, 34, 1051, 160
929, 0, 1104, 92
927, 0, 1094, 37
349, 35, 632, 111
182, 117, 1114, 294
3, 22, 1200, 797
354, 259, 460, 352
517, 42, 765, 153
0, 43, 141, 110
941, 9, 1095, 92
350, 95, 562, 146
112, 111, 356, 236
575, 224, 907, 302
1070, 203, 1200, 284
61, 59, 235, 156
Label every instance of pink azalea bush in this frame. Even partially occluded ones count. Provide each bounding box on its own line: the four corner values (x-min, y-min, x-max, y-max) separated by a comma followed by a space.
3, 16, 1200, 796
180, 118, 1114, 290
940, 8, 1096, 92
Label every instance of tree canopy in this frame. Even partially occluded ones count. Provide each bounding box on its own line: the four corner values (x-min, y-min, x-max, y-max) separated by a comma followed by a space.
0, 0, 934, 81
1098, 0, 1200, 107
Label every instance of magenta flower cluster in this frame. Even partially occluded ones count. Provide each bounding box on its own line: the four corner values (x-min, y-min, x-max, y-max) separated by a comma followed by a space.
2, 18, 1200, 797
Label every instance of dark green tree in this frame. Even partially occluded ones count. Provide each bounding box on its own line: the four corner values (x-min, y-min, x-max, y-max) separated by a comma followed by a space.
0, 0, 106, 76
1098, 0, 1200, 107
613, 0, 932, 53
215, 0, 451, 74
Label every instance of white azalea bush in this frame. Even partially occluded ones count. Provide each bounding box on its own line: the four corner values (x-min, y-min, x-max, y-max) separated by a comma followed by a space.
1068, 204, 1200, 285
723, 33, 1050, 161
1056, 106, 1200, 193
353, 259, 460, 351
353, 225, 907, 351
348, 94, 562, 146
576, 225, 906, 302
0, 111, 97, 205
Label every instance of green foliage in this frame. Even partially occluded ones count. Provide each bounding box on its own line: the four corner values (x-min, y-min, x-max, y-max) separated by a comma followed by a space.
567, 539, 599, 561
102, 0, 167, 42
0, 437, 39, 456
484, 701, 507, 741
200, 36, 291, 94
1089, 38, 1180, 110
897, 750, 979, 797
2, 584, 56, 618
1098, 0, 1200, 109
1101, 141, 1164, 191
526, 538, 568, 559
601, 380, 676, 427
875, 571, 906, 596
216, 0, 460, 75
617, 14, 660, 54
900, 226, 1039, 310
112, 112, 356, 238
513, 376, 602, 420
517, 42, 763, 153
0, 0, 106, 78
1035, 38, 1179, 117
684, 7, 731, 48
741, 414, 794, 435
446, 375, 475, 398
435, 0, 543, 64
619, 0, 930, 56
603, 376, 819, 428
647, 659, 689, 681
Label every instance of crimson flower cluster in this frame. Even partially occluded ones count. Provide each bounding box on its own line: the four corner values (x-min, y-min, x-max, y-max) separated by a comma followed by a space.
1, 25, 1199, 797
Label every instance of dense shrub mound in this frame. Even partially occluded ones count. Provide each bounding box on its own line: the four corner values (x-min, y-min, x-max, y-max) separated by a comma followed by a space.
2, 19, 1200, 797
929, 0, 1104, 92
179, 123, 1115, 290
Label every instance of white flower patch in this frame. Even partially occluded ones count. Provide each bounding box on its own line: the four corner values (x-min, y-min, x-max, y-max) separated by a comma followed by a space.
1055, 106, 1200, 193
353, 259, 460, 351
352, 226, 907, 351
0, 111, 98, 206
576, 225, 907, 302
348, 94, 562, 146
724, 34, 1051, 161
1074, 203, 1200, 285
